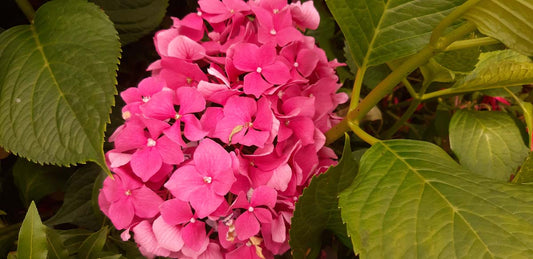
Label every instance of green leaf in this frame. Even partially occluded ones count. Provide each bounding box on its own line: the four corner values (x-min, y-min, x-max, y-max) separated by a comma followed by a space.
290, 135, 358, 258
463, 0, 533, 56
77, 226, 109, 259
449, 110, 529, 181
46, 164, 104, 230
339, 140, 533, 258
433, 46, 480, 73
513, 152, 533, 184
90, 0, 169, 45
419, 58, 455, 84
12, 159, 71, 206
451, 50, 533, 93
56, 228, 93, 255
0, 0, 120, 170
17, 201, 48, 259
326, 0, 466, 68
46, 227, 69, 259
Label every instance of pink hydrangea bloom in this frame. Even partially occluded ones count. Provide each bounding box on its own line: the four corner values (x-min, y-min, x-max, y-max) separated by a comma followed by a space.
99, 0, 348, 257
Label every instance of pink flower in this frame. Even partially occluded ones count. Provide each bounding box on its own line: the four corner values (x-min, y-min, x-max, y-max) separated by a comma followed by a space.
141, 87, 207, 143
289, 1, 320, 30
231, 186, 277, 240
199, 0, 251, 23
99, 171, 163, 229
159, 199, 209, 253
231, 43, 290, 97
165, 139, 236, 217
112, 119, 184, 181
213, 96, 275, 147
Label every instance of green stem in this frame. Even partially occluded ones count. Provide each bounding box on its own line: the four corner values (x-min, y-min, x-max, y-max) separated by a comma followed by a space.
15, 0, 35, 22
348, 121, 379, 145
349, 67, 366, 111
429, 0, 483, 47
444, 37, 500, 51
325, 118, 348, 145
325, 21, 476, 145
386, 63, 418, 98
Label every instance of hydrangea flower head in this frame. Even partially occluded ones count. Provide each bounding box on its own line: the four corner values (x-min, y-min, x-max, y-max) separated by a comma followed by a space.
99, 0, 348, 257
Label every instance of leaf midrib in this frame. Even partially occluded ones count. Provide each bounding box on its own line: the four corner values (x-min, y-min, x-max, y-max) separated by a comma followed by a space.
378, 142, 496, 257
29, 25, 99, 160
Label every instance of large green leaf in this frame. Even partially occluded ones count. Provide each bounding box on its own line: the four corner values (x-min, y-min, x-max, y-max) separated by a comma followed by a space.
452, 50, 533, 93
46, 164, 104, 230
290, 135, 358, 258
463, 0, 533, 56
0, 0, 120, 169
77, 226, 109, 259
90, 0, 168, 45
12, 159, 71, 206
449, 110, 529, 181
17, 201, 48, 259
326, 0, 466, 68
339, 140, 533, 258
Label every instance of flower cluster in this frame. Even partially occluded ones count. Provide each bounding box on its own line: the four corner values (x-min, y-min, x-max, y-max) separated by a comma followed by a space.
99, 0, 347, 258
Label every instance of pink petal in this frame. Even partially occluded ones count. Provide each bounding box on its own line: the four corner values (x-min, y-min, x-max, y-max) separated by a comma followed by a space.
235, 211, 260, 240
138, 77, 166, 96
163, 124, 187, 147
276, 27, 303, 47
165, 165, 204, 200
250, 186, 277, 208
288, 117, 316, 145
262, 60, 290, 85
198, 243, 223, 259
266, 163, 291, 191
178, 13, 205, 41
132, 185, 163, 218
133, 220, 172, 257
240, 129, 270, 147
182, 114, 208, 141
131, 147, 163, 182
296, 48, 320, 77
108, 199, 134, 229
200, 107, 224, 136
243, 72, 272, 97
290, 1, 320, 30
189, 189, 224, 218
253, 207, 272, 223
113, 121, 147, 152
176, 87, 206, 114
194, 139, 232, 177
271, 215, 287, 243
224, 96, 256, 122
120, 87, 141, 104
140, 90, 176, 120
160, 198, 194, 225
153, 216, 184, 252
155, 28, 180, 56
232, 43, 260, 71
282, 96, 315, 118
198, 0, 227, 14
168, 35, 206, 61
251, 98, 274, 131
107, 151, 132, 168
156, 136, 184, 165
182, 221, 208, 252
231, 191, 251, 210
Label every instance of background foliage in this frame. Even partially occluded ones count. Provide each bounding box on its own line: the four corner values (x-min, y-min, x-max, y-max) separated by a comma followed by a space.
0, 0, 532, 258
